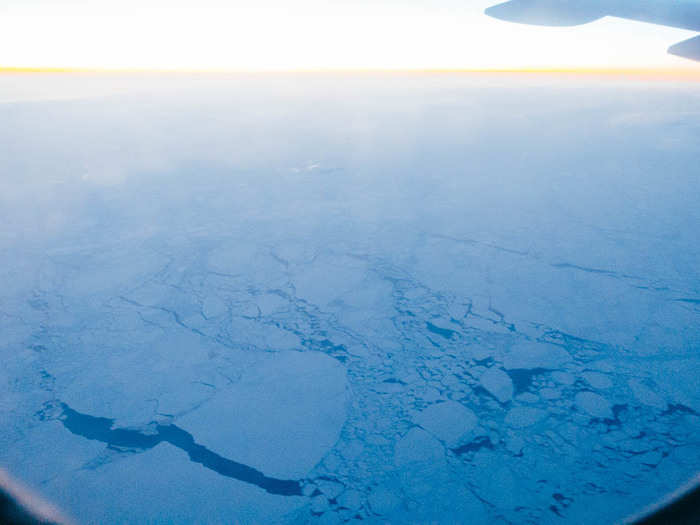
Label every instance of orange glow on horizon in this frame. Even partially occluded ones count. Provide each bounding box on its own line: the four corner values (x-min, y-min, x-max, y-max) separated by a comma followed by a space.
2, 65, 700, 81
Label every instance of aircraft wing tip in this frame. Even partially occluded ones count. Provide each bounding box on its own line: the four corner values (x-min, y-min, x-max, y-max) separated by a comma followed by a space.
668, 35, 700, 62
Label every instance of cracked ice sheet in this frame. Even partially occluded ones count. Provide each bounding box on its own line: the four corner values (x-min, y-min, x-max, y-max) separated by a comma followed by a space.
176, 350, 348, 479
46, 442, 306, 524
1, 75, 700, 524
46, 330, 241, 427
40, 325, 348, 478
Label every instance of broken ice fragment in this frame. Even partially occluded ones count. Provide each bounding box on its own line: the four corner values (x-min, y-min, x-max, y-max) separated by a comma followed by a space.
413, 401, 478, 447
627, 379, 666, 410
479, 367, 514, 403
582, 371, 613, 390
575, 391, 613, 419
337, 489, 363, 511
540, 388, 561, 400
394, 427, 446, 466
316, 479, 344, 500
551, 371, 576, 386
505, 407, 546, 428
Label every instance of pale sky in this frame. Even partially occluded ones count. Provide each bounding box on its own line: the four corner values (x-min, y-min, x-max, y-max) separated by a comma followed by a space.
0, 0, 697, 70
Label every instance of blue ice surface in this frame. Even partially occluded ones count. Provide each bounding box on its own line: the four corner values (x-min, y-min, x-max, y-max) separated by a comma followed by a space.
0, 73, 699, 524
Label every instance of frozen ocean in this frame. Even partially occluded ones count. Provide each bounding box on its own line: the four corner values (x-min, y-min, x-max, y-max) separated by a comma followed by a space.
1, 73, 699, 524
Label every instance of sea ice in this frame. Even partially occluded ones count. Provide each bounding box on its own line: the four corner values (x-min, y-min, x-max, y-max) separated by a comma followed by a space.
479, 367, 514, 403
177, 350, 348, 479
413, 401, 478, 447
503, 342, 572, 370
505, 407, 546, 428
575, 391, 613, 419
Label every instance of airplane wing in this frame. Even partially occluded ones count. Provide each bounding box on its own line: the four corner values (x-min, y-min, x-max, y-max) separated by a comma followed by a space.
485, 0, 700, 62
668, 34, 700, 61
484, 0, 604, 26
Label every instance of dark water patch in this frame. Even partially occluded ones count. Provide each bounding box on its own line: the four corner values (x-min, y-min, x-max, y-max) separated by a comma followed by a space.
452, 436, 493, 456
675, 298, 700, 305
506, 368, 547, 394
662, 403, 698, 417
395, 307, 416, 317
674, 298, 700, 311
473, 385, 506, 405
589, 404, 628, 430
612, 404, 628, 420
58, 403, 302, 496
318, 339, 347, 353
553, 493, 572, 506
540, 329, 606, 354
634, 285, 670, 291
551, 262, 618, 276
426, 322, 458, 340
302, 338, 348, 362
550, 505, 564, 517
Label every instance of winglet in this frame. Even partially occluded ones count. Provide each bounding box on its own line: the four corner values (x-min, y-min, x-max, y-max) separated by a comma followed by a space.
668, 35, 700, 62
485, 0, 604, 27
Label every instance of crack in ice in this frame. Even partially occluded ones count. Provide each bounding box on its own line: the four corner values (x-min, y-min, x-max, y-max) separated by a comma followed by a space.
56, 402, 303, 497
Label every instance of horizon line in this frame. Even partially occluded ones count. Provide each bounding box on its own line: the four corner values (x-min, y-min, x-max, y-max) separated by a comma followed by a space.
2, 65, 700, 79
